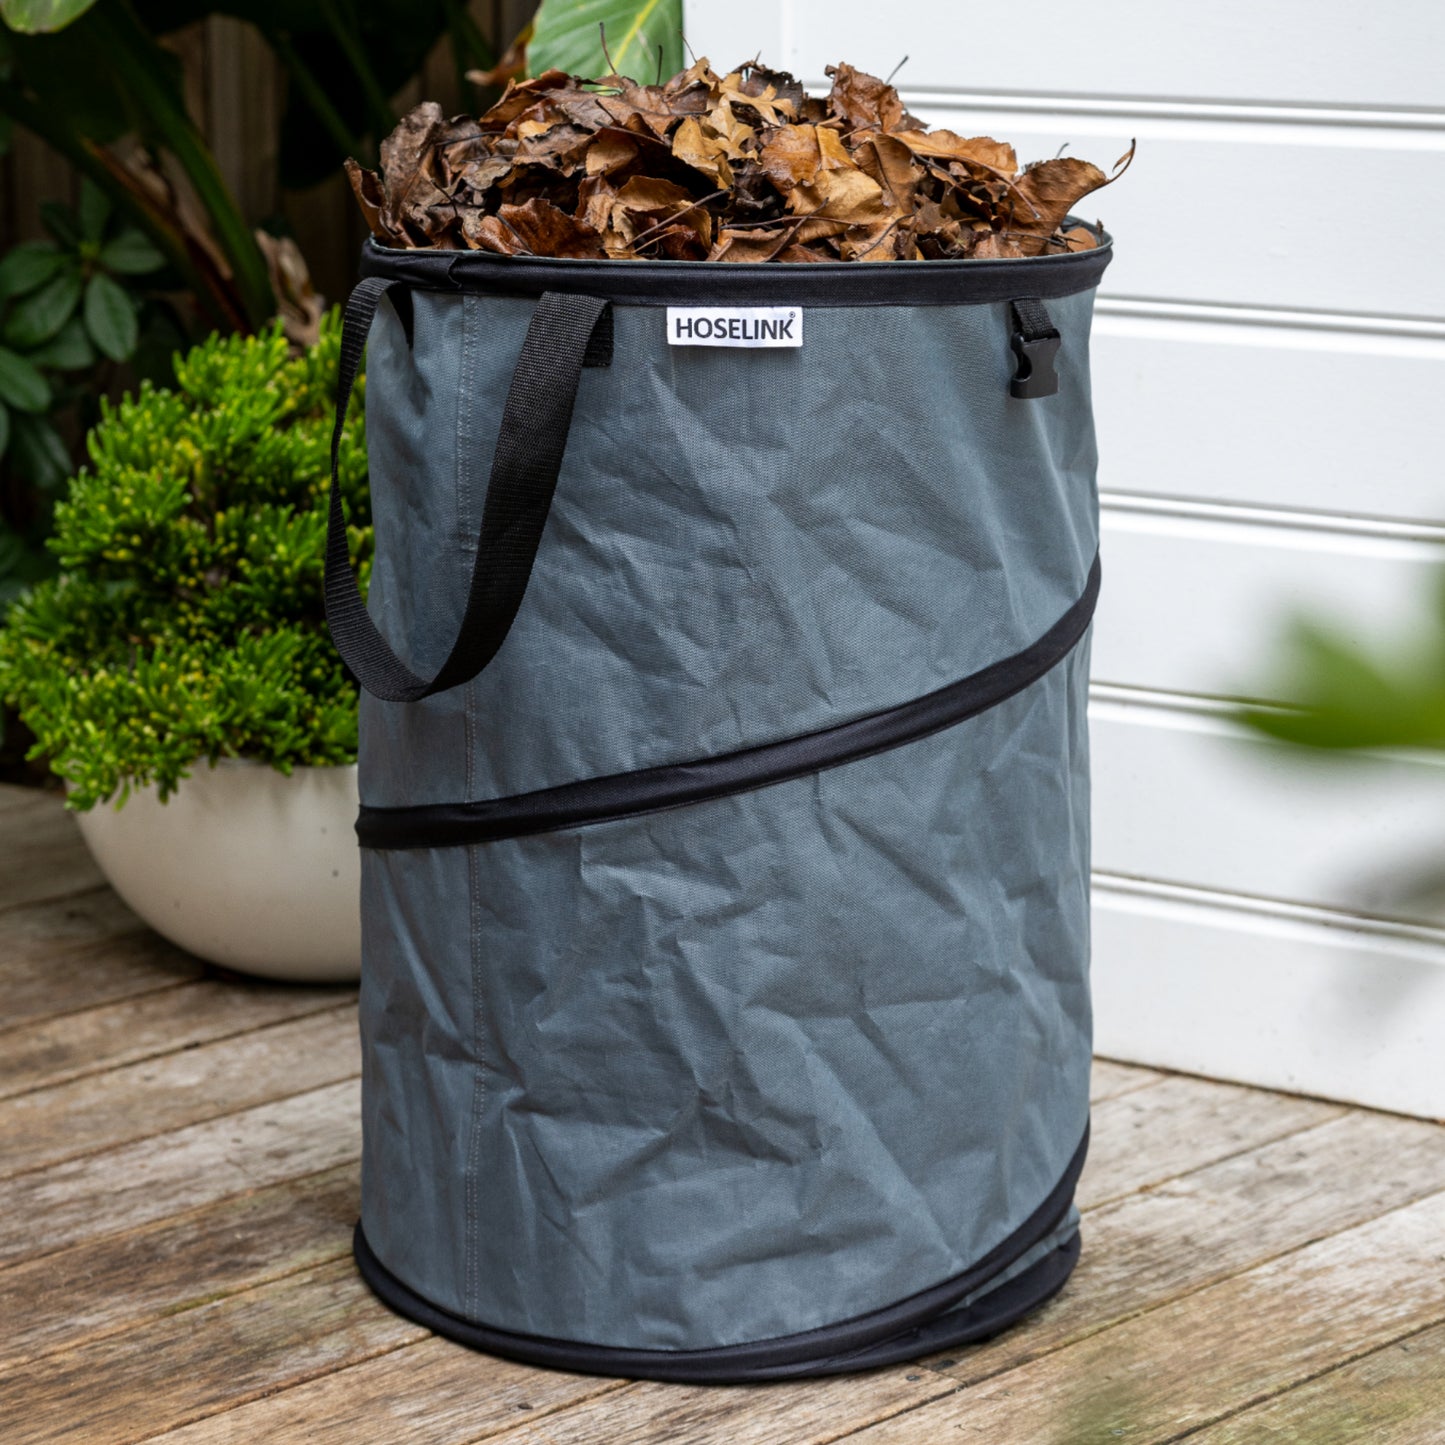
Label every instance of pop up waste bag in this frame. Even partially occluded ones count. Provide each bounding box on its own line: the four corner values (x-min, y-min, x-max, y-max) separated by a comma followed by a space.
326, 228, 1112, 1382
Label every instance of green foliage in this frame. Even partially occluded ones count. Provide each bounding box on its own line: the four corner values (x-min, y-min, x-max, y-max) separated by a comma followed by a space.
1239, 585, 1445, 752
0, 308, 369, 808
0, 0, 97, 34
0, 179, 177, 611
528, 0, 683, 83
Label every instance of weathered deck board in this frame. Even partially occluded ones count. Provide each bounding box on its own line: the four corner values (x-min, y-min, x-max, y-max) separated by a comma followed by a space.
139, 1344, 621, 1445
923, 1108, 1445, 1376
0, 976, 352, 1099
0, 1005, 360, 1178
0, 1164, 358, 1367
0, 888, 198, 1032
1184, 1320, 1445, 1443
840, 1192, 1445, 1444
1079, 1071, 1344, 1209
0, 791, 104, 914
3, 1259, 424, 1445
1, 787, 1441, 1444
0, 1080, 360, 1266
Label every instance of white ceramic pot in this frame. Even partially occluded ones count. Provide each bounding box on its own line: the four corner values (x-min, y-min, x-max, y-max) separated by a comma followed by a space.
75, 759, 361, 983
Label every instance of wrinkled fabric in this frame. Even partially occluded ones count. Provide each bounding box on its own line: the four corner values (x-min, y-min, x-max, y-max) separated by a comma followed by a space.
357, 283, 1099, 1351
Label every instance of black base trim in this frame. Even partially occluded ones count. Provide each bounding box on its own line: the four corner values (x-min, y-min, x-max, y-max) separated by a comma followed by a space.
353, 1127, 1087, 1384
358, 554, 1100, 851
359, 227, 1112, 309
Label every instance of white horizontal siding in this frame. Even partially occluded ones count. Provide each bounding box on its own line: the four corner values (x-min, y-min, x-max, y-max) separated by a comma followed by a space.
792, 3, 1445, 110
1092, 309, 1445, 523
1093, 877, 1445, 1118
690, 1, 1445, 109
1091, 687, 1445, 920
1093, 508, 1445, 700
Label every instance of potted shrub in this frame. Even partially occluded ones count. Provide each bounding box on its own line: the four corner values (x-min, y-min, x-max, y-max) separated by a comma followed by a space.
0, 312, 369, 981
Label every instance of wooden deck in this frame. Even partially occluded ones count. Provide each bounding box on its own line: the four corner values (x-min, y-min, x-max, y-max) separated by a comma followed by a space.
2, 780, 1443, 1444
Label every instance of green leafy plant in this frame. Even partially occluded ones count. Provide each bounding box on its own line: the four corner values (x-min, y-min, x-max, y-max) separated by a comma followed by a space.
0, 306, 368, 809
527, 0, 683, 82
0, 176, 182, 609
1239, 588, 1445, 751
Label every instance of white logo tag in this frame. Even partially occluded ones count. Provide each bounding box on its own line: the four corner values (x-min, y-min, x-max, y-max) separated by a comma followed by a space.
666, 306, 802, 348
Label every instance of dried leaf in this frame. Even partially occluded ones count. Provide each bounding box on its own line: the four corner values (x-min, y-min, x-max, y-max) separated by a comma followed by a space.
494, 198, 606, 258
357, 60, 1131, 263
824, 62, 910, 134
344, 159, 386, 239
890, 128, 1018, 176
466, 23, 532, 89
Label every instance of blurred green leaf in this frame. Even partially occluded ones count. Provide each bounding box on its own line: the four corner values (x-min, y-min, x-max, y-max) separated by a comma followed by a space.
1239, 606, 1445, 751
528, 0, 684, 82
8, 410, 72, 489
83, 270, 138, 360
2, 265, 82, 348
0, 0, 101, 33
98, 228, 166, 275
0, 344, 51, 411
39, 199, 81, 248
24, 314, 95, 370
77, 175, 110, 243
0, 240, 66, 300
0, 399, 10, 459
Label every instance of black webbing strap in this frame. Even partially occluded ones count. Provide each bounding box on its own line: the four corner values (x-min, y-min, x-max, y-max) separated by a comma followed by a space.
325, 278, 611, 702
1009, 297, 1061, 400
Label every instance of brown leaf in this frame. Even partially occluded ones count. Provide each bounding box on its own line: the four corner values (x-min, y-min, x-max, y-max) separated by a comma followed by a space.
709, 225, 798, 262
673, 116, 734, 187
480, 70, 574, 130
824, 62, 909, 134
852, 134, 920, 213
584, 129, 641, 177
465, 22, 532, 89
493, 197, 606, 258
1011, 157, 1109, 250
759, 124, 822, 192
355, 58, 1132, 262
789, 166, 887, 227
1061, 224, 1099, 251
890, 128, 1018, 176
344, 159, 385, 239
973, 232, 1026, 259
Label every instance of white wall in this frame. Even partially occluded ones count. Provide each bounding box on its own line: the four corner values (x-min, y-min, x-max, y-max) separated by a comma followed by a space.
686, 1, 1445, 1118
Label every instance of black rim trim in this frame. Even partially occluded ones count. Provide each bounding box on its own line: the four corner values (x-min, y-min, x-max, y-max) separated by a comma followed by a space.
358, 226, 1112, 308
356, 553, 1099, 851
354, 1124, 1087, 1383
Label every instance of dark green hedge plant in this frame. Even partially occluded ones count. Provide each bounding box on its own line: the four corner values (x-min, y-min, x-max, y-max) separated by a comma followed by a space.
0, 307, 369, 809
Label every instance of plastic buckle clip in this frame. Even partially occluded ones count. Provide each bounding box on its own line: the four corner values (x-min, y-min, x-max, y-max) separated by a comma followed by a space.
1010, 329, 1061, 399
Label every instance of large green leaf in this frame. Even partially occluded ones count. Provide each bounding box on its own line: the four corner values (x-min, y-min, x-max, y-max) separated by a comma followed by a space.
0, 240, 66, 299
77, 175, 110, 244
25, 313, 94, 370
99, 228, 166, 275
0, 344, 51, 411
83, 270, 138, 361
528, 0, 684, 83
1, 264, 82, 348
0, 0, 100, 34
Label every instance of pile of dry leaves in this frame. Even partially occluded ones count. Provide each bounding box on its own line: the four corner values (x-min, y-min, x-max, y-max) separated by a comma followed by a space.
347, 58, 1131, 263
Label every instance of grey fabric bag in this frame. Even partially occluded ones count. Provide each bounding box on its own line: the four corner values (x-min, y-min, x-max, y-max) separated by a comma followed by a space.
327, 230, 1111, 1381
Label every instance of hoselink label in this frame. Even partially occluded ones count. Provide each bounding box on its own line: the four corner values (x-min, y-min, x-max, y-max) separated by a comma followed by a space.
666, 306, 802, 348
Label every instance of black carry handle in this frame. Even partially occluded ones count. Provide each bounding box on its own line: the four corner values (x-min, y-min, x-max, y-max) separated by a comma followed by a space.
325, 277, 611, 702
